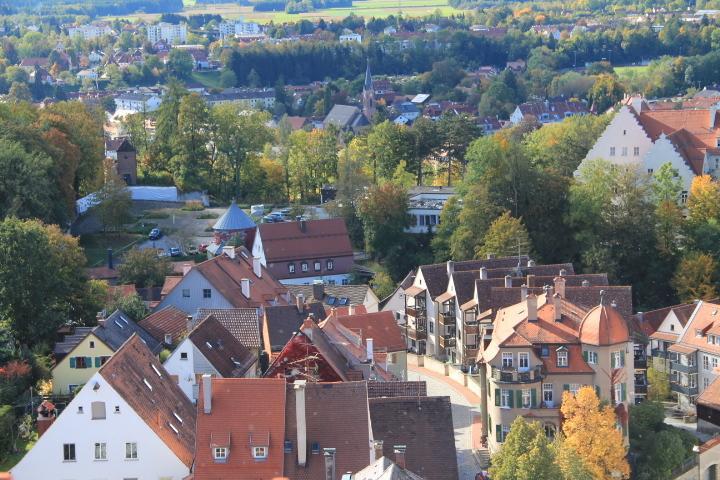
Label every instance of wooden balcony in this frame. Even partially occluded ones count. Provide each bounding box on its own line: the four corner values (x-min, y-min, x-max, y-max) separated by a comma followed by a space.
406, 306, 426, 319
438, 312, 456, 326
405, 325, 427, 341
439, 334, 456, 350
463, 322, 480, 335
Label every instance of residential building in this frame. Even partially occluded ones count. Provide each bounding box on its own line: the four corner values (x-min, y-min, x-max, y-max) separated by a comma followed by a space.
51, 310, 160, 395
352, 456, 425, 480
147, 22, 187, 45
669, 301, 720, 410
11, 335, 195, 480
156, 246, 289, 314
209, 200, 257, 252
698, 377, 720, 434
340, 31, 362, 42
114, 92, 162, 113
284, 380, 374, 479
509, 99, 590, 125
263, 299, 327, 357
196, 308, 263, 355
164, 315, 257, 401
19, 57, 49, 73
578, 98, 720, 194
252, 219, 354, 285
67, 23, 112, 40
478, 292, 634, 452
138, 305, 190, 347
406, 186, 456, 234
194, 376, 286, 479
324, 104, 370, 132
76, 69, 99, 81
287, 281, 380, 312
105, 136, 137, 185
369, 396, 458, 480
204, 88, 276, 110
674, 436, 720, 480
218, 19, 262, 38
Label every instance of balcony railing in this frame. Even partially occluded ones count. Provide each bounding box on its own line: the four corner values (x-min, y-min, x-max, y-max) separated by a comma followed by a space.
634, 357, 647, 369
406, 306, 426, 319
635, 384, 648, 394
405, 325, 427, 341
438, 311, 456, 326
463, 346, 479, 359
491, 365, 543, 384
651, 349, 669, 359
671, 382, 698, 396
463, 322, 480, 335
439, 335, 456, 350
670, 362, 698, 374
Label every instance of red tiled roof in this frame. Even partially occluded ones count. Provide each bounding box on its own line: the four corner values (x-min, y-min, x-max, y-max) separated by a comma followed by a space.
542, 345, 594, 374
86, 266, 120, 280
698, 376, 720, 410
99, 335, 196, 468
161, 276, 182, 296
189, 315, 256, 377
108, 284, 137, 300
578, 303, 630, 346
284, 382, 372, 480
194, 378, 286, 479
649, 331, 679, 342
333, 311, 406, 353
674, 302, 720, 354
139, 305, 189, 345
258, 219, 353, 263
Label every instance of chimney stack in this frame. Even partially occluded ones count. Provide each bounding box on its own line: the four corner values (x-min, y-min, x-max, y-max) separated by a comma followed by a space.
312, 280, 324, 301
504, 275, 512, 288
366, 338, 374, 363
559, 268, 567, 277
96, 311, 106, 327
526, 274, 535, 287
599, 290, 606, 306
527, 259, 536, 267
373, 440, 384, 460
241, 278, 251, 298
349, 304, 356, 315
521, 284, 528, 299
295, 380, 308, 467
202, 374, 212, 414
107, 248, 114, 270
581, 279, 590, 287
299, 220, 307, 232
324, 448, 336, 480
182, 263, 191, 276
446, 260, 455, 277
222, 246, 236, 259
554, 276, 565, 298
487, 253, 496, 260
296, 293, 305, 314
253, 256, 262, 278
526, 293, 538, 322
479, 267, 487, 280
553, 293, 562, 321
394, 445, 407, 470
186, 315, 193, 333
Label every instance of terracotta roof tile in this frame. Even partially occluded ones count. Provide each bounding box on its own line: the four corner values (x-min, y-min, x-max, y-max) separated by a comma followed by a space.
139, 305, 189, 345
189, 316, 256, 377
333, 311, 406, 353
194, 378, 286, 479
369, 396, 458, 480
264, 303, 327, 352
258, 219, 353, 263
367, 381, 427, 398
542, 345, 594, 374
284, 382, 372, 480
676, 302, 720, 355
578, 303, 631, 346
99, 335, 196, 468
287, 284, 370, 307
698, 376, 720, 410
161, 276, 182, 296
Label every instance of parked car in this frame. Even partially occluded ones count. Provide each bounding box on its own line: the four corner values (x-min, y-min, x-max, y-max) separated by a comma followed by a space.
262, 215, 277, 223
149, 228, 162, 240
269, 212, 285, 222
187, 245, 199, 255
169, 247, 181, 257
251, 204, 265, 216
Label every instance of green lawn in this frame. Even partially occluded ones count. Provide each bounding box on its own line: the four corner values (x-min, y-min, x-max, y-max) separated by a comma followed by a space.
80, 233, 143, 267
615, 65, 650, 76
0, 433, 37, 471
191, 71, 223, 89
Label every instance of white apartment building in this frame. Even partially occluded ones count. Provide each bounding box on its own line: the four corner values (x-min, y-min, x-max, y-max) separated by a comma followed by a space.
147, 22, 187, 45
67, 23, 112, 40
219, 20, 262, 38
114, 92, 162, 113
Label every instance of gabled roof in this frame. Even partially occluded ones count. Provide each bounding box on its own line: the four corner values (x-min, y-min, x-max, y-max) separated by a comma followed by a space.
187, 247, 288, 308
194, 378, 286, 479
324, 104, 369, 129
332, 311, 406, 353
139, 305, 189, 345
287, 284, 370, 307
93, 310, 162, 354
677, 301, 720, 355
212, 201, 256, 231
99, 335, 196, 467
541, 344, 594, 374
369, 396, 458, 480
53, 326, 94, 356
353, 457, 425, 480
264, 302, 327, 352
258, 219, 353, 263
284, 381, 372, 479
698, 376, 720, 410
367, 381, 427, 398
632, 302, 697, 337
197, 308, 261, 349
189, 315, 256, 377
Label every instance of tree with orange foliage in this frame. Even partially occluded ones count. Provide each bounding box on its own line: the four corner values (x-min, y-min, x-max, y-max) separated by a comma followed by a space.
688, 175, 720, 224
560, 386, 630, 480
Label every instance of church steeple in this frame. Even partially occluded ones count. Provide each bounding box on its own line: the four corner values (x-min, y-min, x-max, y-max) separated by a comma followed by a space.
362, 58, 375, 119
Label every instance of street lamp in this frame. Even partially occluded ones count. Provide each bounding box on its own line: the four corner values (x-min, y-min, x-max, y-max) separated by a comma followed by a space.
693, 445, 701, 480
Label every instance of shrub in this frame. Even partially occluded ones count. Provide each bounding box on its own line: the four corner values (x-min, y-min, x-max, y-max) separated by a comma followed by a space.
181, 200, 205, 211
0, 404, 15, 460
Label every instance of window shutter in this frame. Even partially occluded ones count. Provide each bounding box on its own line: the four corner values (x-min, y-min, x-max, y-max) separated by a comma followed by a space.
86, 357, 92, 368
516, 390, 522, 407
531, 388, 537, 408
70, 357, 76, 368
495, 389, 500, 406
620, 350, 626, 367
621, 383, 627, 402
583, 351, 588, 362
509, 390, 514, 408
611, 354, 616, 369
488, 416, 492, 433
563, 384, 569, 392
496, 426, 502, 443
94, 357, 101, 368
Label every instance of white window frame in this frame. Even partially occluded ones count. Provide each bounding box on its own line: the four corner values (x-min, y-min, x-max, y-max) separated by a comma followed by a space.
214, 447, 228, 460
704, 355, 710, 371
522, 389, 531, 408
518, 352, 529, 370
501, 352, 514, 368
587, 351, 598, 364
252, 446, 268, 459
713, 357, 718, 370
557, 350, 568, 367
94, 442, 107, 461
543, 383, 553, 403
612, 351, 623, 368
569, 383, 580, 395
288, 263, 295, 274
501, 425, 510, 442
326, 259, 334, 271
313, 261, 321, 272
614, 383, 622, 405
125, 442, 138, 460
500, 389, 511, 408
63, 443, 76, 462
301, 262, 308, 272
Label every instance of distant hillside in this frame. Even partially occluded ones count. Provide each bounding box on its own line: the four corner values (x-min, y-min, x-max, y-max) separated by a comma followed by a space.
0, 0, 183, 17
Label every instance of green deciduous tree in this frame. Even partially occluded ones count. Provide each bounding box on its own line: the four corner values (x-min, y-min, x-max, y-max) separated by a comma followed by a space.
118, 248, 172, 288
672, 252, 718, 302
476, 211, 532, 259
588, 74, 626, 113
489, 417, 561, 480
357, 183, 411, 261
94, 169, 131, 232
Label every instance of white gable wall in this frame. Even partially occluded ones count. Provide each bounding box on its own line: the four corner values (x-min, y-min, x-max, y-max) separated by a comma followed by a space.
11, 372, 188, 480
251, 229, 267, 266
644, 135, 697, 193
156, 268, 234, 313
163, 338, 219, 401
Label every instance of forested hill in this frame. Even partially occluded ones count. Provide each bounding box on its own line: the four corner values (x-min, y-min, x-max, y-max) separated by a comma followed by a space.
0, 0, 183, 17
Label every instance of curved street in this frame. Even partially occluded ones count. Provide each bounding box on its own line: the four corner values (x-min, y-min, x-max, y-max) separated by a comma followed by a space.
408, 363, 485, 480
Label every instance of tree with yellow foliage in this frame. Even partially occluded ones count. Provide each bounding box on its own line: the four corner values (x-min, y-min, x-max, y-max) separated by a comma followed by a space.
560, 386, 630, 480
688, 175, 720, 224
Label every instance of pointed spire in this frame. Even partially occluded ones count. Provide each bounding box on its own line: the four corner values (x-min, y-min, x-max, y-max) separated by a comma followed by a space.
364, 58, 372, 91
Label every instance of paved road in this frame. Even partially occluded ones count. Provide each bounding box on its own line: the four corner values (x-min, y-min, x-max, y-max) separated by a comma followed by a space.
408, 365, 483, 480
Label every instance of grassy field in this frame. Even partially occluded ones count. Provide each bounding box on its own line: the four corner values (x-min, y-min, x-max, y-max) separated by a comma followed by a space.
191, 71, 223, 89
0, 433, 37, 472
106, 0, 464, 23
614, 65, 650, 76
80, 232, 144, 267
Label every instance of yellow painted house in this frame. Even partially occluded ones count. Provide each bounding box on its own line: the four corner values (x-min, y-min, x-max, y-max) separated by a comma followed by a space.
52, 310, 161, 395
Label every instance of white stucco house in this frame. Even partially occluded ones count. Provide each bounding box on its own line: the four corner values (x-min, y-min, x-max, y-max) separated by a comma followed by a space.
578, 98, 720, 198
114, 92, 162, 114
406, 186, 456, 234
11, 335, 195, 480
339, 32, 362, 43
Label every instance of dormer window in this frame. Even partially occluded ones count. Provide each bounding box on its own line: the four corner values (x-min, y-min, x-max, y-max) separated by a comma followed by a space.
214, 447, 228, 461
696, 329, 703, 337
557, 348, 568, 367
252, 446, 268, 459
